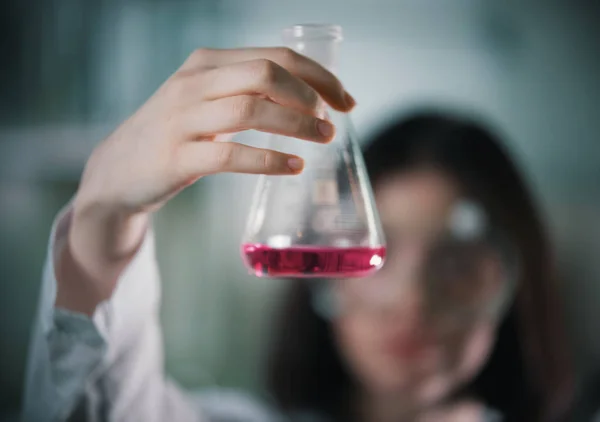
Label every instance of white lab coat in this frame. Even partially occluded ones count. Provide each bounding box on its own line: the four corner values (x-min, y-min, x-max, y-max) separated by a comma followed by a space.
22, 206, 283, 422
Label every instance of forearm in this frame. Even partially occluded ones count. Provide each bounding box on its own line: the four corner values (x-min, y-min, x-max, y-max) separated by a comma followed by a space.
55, 198, 148, 316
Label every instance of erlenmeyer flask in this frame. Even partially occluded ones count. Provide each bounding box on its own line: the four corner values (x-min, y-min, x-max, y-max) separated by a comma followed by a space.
241, 24, 386, 278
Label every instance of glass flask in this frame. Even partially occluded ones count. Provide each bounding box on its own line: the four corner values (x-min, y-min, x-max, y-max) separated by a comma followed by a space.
241, 24, 386, 278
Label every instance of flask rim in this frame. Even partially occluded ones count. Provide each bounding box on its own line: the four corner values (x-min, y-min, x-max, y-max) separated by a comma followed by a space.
283, 24, 343, 42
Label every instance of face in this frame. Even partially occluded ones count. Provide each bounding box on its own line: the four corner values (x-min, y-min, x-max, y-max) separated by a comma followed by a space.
332, 169, 507, 407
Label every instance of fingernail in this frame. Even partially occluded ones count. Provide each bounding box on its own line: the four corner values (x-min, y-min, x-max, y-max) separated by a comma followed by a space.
287, 157, 304, 171
317, 119, 335, 138
344, 91, 356, 108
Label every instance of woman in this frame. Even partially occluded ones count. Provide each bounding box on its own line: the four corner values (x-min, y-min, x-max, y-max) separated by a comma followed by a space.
266, 114, 574, 421
23, 47, 572, 421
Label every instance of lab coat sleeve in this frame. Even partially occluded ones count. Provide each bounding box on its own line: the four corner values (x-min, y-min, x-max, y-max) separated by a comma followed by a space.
22, 205, 203, 422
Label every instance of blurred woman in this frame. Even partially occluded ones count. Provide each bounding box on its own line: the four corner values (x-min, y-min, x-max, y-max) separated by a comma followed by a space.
23, 47, 572, 422
266, 113, 574, 421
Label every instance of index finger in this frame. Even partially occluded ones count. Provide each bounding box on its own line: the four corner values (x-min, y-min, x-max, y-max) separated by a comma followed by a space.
181, 47, 355, 112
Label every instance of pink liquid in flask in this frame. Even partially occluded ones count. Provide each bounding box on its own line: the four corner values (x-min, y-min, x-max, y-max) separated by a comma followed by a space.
242, 244, 386, 278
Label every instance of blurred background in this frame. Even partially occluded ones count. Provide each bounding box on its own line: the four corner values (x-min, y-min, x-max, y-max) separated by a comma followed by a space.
1, 0, 599, 419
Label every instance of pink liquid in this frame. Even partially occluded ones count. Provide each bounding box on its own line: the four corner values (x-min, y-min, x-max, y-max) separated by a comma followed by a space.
242, 244, 386, 278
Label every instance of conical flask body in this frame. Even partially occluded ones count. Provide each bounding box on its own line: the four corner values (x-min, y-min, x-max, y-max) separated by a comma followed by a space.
241, 25, 386, 278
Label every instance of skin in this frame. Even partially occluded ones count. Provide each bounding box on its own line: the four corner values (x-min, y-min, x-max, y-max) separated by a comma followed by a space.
334, 170, 501, 421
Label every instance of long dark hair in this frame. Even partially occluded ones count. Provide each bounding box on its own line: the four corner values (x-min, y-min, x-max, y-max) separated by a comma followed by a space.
265, 111, 573, 421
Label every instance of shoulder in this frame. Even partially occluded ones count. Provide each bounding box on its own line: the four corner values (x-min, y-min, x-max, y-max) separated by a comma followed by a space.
192, 388, 281, 422
191, 389, 328, 422
420, 400, 503, 422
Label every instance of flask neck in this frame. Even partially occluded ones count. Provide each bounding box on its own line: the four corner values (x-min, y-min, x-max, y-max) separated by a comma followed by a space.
282, 24, 342, 74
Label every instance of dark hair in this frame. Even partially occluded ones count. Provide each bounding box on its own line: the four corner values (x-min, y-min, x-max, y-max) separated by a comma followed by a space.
265, 111, 573, 421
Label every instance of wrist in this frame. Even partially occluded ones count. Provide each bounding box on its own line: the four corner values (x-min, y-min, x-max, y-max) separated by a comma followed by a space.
54, 194, 148, 315
71, 193, 148, 262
